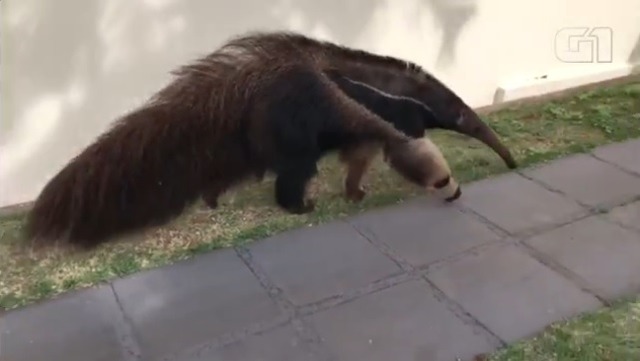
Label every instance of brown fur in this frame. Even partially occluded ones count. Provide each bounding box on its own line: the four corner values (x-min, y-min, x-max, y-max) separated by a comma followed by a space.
384, 137, 461, 201
24, 31, 451, 248
338, 142, 382, 201
340, 148, 378, 201
217, 31, 514, 203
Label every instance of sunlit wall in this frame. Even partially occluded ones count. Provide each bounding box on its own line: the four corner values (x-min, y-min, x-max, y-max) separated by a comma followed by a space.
1, 0, 639, 207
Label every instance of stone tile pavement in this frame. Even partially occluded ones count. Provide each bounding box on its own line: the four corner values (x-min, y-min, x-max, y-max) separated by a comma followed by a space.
2, 138, 640, 361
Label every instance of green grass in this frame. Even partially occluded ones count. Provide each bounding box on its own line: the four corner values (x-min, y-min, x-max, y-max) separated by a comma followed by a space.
488, 296, 640, 361
1, 80, 639, 311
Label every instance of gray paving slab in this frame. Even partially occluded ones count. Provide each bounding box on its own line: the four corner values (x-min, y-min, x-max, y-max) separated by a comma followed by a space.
524, 215, 640, 300
427, 243, 602, 343
348, 197, 502, 267
592, 138, 640, 175
606, 200, 640, 231
248, 220, 402, 306
0, 285, 128, 361
5, 138, 640, 361
459, 173, 586, 235
112, 248, 283, 361
307, 280, 498, 361
179, 325, 319, 361
523, 153, 640, 208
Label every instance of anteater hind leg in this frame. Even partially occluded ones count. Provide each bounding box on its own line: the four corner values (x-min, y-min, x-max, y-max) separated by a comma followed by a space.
202, 168, 268, 210
339, 142, 380, 202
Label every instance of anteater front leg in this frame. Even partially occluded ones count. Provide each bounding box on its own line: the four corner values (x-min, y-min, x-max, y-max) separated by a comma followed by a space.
274, 156, 319, 214
339, 142, 380, 202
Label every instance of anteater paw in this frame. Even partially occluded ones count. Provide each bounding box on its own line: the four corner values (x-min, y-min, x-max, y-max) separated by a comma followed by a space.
345, 187, 366, 203
203, 197, 219, 209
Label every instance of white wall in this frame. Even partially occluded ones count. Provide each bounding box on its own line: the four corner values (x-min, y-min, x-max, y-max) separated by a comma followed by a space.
1, 0, 639, 208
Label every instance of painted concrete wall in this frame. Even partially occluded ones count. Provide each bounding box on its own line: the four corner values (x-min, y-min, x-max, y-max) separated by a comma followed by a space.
1, 0, 639, 207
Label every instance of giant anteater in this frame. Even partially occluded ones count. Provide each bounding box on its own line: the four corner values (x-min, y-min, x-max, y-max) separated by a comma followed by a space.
25, 31, 515, 248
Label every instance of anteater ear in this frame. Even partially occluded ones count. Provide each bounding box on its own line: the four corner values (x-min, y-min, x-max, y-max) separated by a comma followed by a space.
431, 175, 462, 202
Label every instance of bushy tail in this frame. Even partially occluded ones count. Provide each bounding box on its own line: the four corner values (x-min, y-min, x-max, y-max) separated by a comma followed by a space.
25, 104, 211, 248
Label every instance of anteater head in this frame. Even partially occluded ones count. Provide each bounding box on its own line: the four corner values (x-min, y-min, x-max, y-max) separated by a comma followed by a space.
411, 75, 518, 170
384, 137, 461, 202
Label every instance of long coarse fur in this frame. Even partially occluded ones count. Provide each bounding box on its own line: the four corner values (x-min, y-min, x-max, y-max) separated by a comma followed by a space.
324, 69, 463, 200
323, 69, 446, 200
324, 69, 433, 139
25, 30, 453, 249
